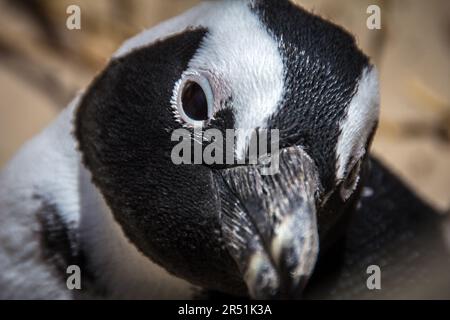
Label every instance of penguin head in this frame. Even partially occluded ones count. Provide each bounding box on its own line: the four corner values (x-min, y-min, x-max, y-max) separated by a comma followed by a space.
75, 0, 379, 299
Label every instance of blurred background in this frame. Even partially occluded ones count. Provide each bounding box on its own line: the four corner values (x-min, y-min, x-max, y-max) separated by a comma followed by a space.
0, 0, 448, 210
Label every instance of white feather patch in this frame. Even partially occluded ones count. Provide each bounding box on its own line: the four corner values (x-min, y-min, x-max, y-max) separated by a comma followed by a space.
335, 67, 380, 181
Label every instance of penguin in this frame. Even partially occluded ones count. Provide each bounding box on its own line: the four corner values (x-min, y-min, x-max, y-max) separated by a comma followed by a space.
0, 0, 449, 299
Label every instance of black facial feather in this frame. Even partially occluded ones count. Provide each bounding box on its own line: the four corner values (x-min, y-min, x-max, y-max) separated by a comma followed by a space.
252, 0, 370, 190
75, 29, 245, 295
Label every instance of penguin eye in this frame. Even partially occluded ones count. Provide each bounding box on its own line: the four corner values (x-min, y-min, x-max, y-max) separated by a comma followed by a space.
181, 81, 208, 121
176, 74, 214, 126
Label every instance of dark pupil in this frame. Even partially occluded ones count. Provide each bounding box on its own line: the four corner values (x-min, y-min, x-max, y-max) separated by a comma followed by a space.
181, 81, 208, 121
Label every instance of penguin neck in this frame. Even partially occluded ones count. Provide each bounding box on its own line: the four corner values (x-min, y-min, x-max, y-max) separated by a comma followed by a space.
77, 165, 195, 299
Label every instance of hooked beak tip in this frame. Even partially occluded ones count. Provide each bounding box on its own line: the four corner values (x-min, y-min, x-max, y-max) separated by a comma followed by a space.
242, 211, 319, 299
219, 146, 320, 299
244, 252, 280, 299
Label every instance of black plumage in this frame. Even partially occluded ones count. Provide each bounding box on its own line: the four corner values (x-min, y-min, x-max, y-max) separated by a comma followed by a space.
307, 157, 450, 299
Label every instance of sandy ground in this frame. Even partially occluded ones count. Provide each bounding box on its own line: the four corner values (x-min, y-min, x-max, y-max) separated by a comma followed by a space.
0, 0, 449, 210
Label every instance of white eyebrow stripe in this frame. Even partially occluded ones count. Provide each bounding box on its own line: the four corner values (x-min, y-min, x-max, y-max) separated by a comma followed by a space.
335, 66, 380, 181
184, 1, 284, 159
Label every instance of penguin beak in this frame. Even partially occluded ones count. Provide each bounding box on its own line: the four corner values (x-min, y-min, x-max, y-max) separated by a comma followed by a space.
218, 146, 320, 299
